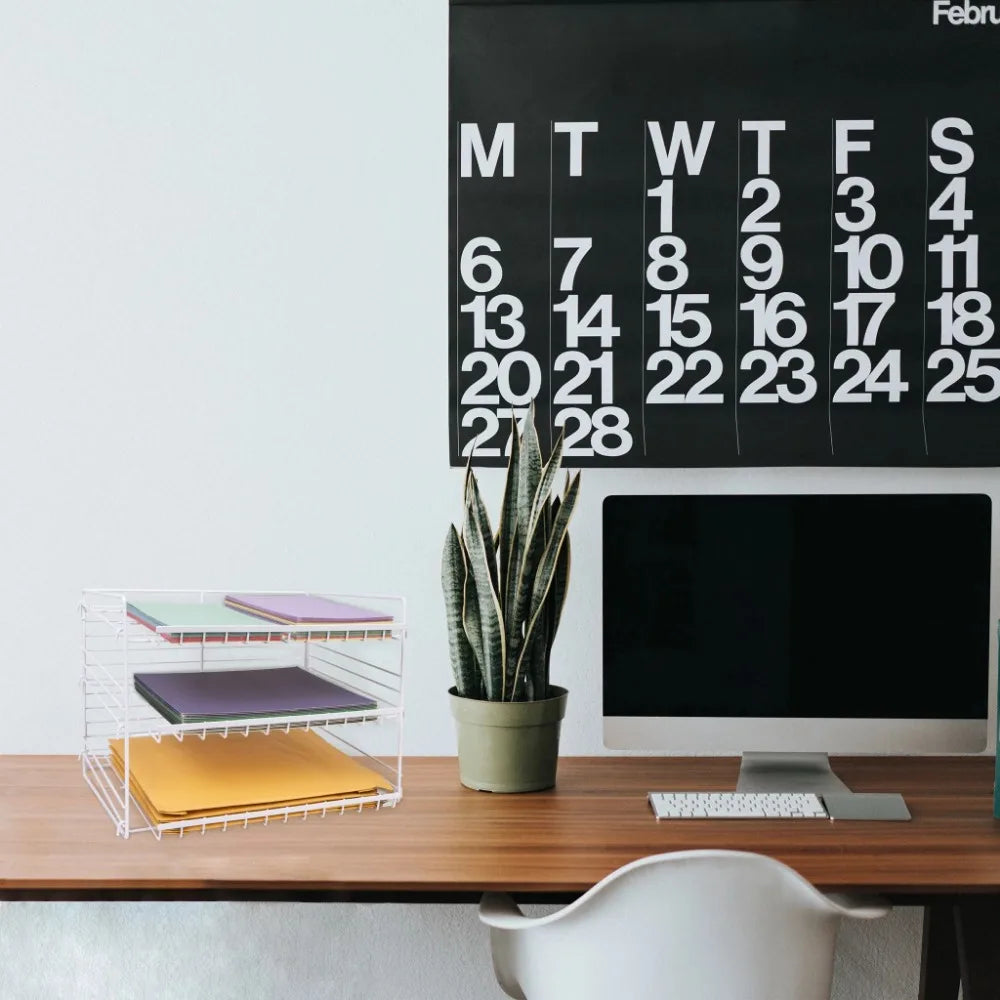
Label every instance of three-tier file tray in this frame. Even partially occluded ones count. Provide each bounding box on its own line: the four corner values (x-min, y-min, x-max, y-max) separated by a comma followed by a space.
81, 589, 406, 838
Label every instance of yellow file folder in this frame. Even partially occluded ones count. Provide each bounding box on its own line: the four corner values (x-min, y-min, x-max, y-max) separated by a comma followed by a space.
108, 729, 392, 827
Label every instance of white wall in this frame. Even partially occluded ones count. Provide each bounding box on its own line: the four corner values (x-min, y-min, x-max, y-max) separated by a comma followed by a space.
0, 3, 994, 998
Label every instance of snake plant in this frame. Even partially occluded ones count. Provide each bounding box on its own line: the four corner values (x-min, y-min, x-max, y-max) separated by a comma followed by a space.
442, 409, 581, 702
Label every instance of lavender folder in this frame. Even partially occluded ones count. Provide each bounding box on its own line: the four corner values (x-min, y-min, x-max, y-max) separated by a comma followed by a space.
224, 593, 392, 625
133, 667, 377, 724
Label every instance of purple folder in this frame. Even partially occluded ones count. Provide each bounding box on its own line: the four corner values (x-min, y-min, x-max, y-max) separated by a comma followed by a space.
224, 593, 391, 625
133, 667, 377, 723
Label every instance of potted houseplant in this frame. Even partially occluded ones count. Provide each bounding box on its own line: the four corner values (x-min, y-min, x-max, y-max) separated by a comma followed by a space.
442, 409, 581, 792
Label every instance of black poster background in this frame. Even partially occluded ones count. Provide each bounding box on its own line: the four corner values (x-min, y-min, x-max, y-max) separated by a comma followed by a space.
449, 0, 1000, 467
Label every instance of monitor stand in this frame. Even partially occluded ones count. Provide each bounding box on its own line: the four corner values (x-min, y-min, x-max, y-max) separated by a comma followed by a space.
735, 752, 911, 820
736, 752, 849, 794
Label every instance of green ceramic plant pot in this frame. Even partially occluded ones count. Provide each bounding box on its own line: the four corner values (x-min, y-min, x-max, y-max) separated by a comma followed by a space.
449, 685, 568, 793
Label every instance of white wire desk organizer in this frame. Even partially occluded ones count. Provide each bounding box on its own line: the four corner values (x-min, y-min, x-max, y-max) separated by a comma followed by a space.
81, 589, 406, 839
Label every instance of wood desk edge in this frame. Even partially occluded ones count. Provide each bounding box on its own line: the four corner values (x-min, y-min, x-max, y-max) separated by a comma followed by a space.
1, 754, 998, 899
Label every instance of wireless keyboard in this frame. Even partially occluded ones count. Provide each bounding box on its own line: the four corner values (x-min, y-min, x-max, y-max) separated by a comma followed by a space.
648, 791, 829, 820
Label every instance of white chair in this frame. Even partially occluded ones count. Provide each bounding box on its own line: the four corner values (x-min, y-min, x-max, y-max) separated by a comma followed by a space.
479, 849, 889, 1000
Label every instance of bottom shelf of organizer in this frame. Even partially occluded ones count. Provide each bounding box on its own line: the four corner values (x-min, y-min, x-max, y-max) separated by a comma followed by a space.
81, 724, 403, 839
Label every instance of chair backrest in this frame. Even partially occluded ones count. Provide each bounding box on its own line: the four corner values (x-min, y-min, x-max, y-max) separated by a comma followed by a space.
486, 850, 887, 1000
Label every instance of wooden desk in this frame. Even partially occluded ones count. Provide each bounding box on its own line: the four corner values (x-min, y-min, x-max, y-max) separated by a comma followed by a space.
2, 754, 998, 998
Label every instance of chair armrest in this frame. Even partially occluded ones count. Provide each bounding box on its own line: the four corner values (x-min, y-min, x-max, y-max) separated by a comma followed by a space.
479, 892, 534, 929
825, 893, 892, 919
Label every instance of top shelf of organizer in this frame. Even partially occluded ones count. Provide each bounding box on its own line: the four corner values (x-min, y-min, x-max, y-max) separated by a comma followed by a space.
82, 590, 407, 645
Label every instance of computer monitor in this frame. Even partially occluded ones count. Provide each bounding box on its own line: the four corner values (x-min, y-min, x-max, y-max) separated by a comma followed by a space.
603, 493, 991, 793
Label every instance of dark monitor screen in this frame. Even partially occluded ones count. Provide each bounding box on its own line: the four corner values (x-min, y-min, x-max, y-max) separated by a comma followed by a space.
603, 494, 991, 722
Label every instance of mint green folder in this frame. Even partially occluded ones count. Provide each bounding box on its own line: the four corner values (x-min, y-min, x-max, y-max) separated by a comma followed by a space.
126, 600, 284, 641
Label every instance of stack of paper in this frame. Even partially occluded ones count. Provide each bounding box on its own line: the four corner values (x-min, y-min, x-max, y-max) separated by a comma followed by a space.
133, 667, 378, 724
224, 593, 393, 627
108, 729, 393, 831
126, 600, 284, 643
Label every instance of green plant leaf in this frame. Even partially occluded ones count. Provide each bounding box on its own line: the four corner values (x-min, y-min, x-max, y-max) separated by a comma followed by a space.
461, 450, 475, 509
529, 431, 564, 534
506, 516, 545, 697
518, 403, 543, 525
497, 407, 537, 689
503, 513, 526, 665
441, 525, 477, 697
548, 530, 570, 641
526, 616, 547, 700
524, 429, 564, 577
541, 531, 571, 694
463, 493, 506, 700
506, 430, 562, 691
496, 414, 521, 615
516, 476, 560, 698
462, 562, 485, 700
466, 472, 500, 598
510, 471, 581, 698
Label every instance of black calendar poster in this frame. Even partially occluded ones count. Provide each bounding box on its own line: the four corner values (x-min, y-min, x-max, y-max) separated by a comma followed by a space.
448, 0, 1000, 466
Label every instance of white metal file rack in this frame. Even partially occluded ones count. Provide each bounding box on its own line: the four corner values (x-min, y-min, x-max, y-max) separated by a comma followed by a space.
80, 589, 406, 839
